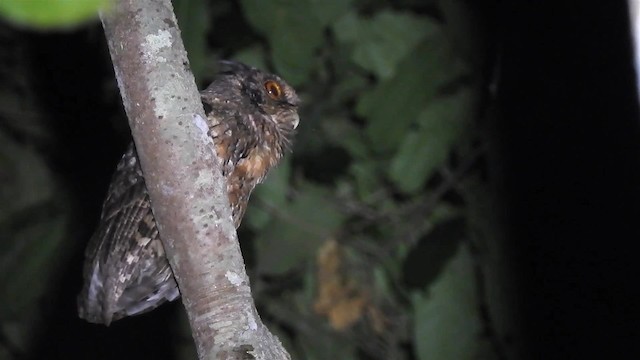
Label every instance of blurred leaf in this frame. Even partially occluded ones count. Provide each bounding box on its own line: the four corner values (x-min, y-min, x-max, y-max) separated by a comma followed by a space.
240, 0, 325, 85
402, 217, 465, 289
174, 0, 210, 82
0, 54, 49, 142
0, 345, 11, 359
357, 38, 466, 154
0, 320, 27, 357
327, 67, 369, 105
233, 45, 268, 72
0, 0, 108, 29
0, 130, 71, 353
298, 333, 358, 360
0, 90, 48, 142
332, 11, 358, 43
349, 160, 382, 201
320, 117, 367, 159
309, 0, 353, 27
0, 132, 54, 223
289, 112, 334, 158
255, 182, 345, 274
245, 158, 291, 230
413, 242, 482, 360
0, 212, 68, 320
439, 0, 487, 69
429, 202, 463, 230
389, 88, 473, 194
0, 132, 68, 317
333, 11, 437, 79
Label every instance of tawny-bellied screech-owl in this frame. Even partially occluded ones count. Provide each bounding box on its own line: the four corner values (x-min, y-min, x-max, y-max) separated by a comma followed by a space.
77, 61, 300, 325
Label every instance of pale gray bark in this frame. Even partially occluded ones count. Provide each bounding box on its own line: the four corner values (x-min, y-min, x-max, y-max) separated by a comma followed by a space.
99, 1, 290, 359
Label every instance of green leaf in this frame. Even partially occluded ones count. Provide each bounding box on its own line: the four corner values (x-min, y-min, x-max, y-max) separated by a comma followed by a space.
327, 67, 369, 105
403, 217, 465, 289
270, 28, 322, 86
357, 38, 466, 154
0, 132, 54, 223
413, 243, 482, 360
174, 0, 210, 82
244, 158, 291, 230
240, 0, 325, 85
255, 182, 345, 274
389, 88, 473, 194
332, 11, 359, 43
0, 0, 108, 29
320, 117, 368, 160
349, 160, 382, 202
0, 214, 68, 320
233, 45, 268, 72
334, 11, 437, 79
309, 0, 353, 27
0, 132, 70, 320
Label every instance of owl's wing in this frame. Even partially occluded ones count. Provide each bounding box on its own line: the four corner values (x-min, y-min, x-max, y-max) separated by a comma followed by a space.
78, 144, 178, 325
79, 106, 279, 324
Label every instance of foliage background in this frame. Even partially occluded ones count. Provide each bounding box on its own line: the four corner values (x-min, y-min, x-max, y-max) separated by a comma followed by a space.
2, 1, 511, 359
5, 1, 637, 360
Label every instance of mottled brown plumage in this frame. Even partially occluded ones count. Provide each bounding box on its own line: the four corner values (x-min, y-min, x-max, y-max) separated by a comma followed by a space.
78, 61, 299, 324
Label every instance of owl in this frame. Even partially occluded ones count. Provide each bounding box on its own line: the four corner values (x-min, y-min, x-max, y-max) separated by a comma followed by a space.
78, 61, 300, 325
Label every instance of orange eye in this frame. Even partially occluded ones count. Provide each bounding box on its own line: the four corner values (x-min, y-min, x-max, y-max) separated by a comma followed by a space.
264, 80, 283, 100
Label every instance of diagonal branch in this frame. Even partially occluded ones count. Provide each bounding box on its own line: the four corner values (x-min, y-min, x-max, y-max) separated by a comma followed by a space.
99, 1, 290, 359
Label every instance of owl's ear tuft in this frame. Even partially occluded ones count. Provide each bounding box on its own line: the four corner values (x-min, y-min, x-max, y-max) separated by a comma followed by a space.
218, 60, 253, 76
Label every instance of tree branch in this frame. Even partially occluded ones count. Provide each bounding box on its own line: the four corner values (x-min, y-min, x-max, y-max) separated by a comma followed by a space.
99, 1, 290, 358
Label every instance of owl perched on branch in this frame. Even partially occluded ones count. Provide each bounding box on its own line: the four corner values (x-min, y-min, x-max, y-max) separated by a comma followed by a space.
78, 61, 300, 325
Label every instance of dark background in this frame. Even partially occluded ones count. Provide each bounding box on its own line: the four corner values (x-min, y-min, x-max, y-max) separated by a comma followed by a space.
498, 3, 639, 359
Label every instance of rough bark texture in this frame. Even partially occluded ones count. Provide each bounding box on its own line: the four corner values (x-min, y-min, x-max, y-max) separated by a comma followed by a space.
99, 1, 290, 359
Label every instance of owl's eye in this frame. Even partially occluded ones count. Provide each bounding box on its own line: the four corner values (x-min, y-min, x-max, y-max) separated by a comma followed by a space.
264, 80, 283, 100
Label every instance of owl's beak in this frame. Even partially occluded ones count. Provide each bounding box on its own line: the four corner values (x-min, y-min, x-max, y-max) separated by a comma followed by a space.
291, 113, 300, 129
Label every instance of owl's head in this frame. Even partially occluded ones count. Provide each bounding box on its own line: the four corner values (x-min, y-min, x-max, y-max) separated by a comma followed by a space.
203, 61, 300, 133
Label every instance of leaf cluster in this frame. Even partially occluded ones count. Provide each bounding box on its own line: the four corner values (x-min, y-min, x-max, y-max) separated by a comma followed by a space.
0, 1, 518, 359
171, 1, 507, 359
